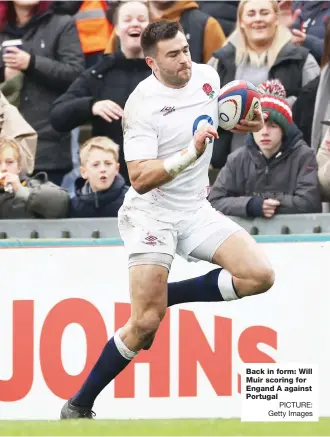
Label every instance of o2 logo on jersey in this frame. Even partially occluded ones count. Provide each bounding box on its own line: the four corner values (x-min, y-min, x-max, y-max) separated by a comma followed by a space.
192, 115, 214, 135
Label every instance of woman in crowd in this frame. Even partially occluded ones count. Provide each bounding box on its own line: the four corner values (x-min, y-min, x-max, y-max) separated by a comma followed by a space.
0, 0, 85, 185
208, 0, 320, 170
50, 1, 151, 185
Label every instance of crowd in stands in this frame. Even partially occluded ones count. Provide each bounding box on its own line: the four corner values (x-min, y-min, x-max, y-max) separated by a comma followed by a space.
0, 0, 329, 220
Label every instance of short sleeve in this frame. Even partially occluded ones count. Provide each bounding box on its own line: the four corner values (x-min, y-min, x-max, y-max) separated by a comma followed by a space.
122, 90, 158, 162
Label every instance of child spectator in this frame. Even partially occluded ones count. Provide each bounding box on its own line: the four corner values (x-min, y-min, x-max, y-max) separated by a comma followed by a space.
0, 0, 85, 185
209, 79, 322, 218
0, 136, 69, 218
70, 137, 128, 218
208, 0, 320, 170
0, 90, 36, 175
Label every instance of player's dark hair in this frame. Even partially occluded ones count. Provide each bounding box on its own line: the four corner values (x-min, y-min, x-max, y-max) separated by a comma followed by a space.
141, 20, 184, 56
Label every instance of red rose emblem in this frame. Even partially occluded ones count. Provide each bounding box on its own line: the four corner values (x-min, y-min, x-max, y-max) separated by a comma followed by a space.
203, 83, 212, 94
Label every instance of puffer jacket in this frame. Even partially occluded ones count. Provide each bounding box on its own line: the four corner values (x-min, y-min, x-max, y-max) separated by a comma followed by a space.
0, 6, 85, 171
209, 125, 322, 217
0, 172, 69, 218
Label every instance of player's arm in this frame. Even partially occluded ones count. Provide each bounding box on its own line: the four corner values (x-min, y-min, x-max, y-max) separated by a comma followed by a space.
123, 92, 218, 194
127, 159, 172, 194
126, 125, 218, 195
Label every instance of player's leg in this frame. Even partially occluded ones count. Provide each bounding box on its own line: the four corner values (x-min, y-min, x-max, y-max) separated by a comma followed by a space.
61, 199, 176, 419
120, 258, 170, 350
168, 229, 274, 305
167, 205, 274, 306
61, 258, 170, 419
211, 229, 274, 298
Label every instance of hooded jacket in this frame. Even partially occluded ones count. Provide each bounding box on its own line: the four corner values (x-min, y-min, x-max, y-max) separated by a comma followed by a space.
209, 40, 314, 169
0, 5, 85, 171
0, 172, 69, 219
70, 174, 128, 218
105, 1, 225, 63
208, 125, 322, 217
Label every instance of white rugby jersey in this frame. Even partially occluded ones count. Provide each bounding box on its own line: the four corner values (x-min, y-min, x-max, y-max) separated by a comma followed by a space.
122, 62, 220, 211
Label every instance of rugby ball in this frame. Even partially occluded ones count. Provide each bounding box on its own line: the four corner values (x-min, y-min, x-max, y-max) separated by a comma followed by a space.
217, 80, 261, 131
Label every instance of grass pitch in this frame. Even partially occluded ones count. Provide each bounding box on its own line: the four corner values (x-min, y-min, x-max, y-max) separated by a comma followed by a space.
0, 418, 329, 436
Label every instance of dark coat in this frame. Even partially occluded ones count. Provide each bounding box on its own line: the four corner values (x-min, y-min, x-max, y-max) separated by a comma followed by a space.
50, 52, 151, 185
70, 174, 128, 218
210, 41, 310, 169
292, 76, 319, 145
208, 125, 322, 217
51, 1, 83, 16
0, 172, 69, 219
0, 8, 85, 171
198, 1, 238, 37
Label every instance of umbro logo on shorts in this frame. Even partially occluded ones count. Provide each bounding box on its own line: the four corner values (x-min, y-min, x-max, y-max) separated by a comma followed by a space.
161, 106, 175, 116
144, 234, 158, 246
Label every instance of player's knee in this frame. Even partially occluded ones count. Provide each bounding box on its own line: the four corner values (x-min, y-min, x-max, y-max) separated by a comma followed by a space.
251, 265, 275, 295
142, 334, 156, 350
132, 310, 165, 346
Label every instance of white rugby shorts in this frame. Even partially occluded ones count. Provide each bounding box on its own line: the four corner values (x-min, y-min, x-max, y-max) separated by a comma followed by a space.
118, 198, 242, 262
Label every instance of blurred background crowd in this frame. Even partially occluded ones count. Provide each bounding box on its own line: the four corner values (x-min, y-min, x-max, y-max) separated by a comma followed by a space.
0, 0, 329, 221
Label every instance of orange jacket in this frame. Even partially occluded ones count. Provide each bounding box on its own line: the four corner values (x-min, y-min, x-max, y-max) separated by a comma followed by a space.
76, 1, 113, 54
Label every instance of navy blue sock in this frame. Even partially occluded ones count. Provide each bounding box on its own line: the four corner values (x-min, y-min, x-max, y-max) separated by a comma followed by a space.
71, 337, 131, 408
167, 268, 224, 307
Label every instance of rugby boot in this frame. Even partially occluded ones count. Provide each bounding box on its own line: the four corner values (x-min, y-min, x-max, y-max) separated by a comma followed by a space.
60, 399, 96, 419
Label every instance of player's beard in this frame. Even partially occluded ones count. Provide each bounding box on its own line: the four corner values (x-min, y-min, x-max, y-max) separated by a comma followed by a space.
159, 66, 191, 88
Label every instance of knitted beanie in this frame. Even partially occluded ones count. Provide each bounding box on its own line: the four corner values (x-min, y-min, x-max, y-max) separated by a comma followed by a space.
258, 79, 293, 134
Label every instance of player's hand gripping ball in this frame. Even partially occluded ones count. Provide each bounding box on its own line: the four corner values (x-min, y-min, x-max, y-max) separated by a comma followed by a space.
217, 80, 261, 131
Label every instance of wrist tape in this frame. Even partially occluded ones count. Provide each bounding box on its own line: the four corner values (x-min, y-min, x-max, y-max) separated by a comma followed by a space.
163, 139, 199, 178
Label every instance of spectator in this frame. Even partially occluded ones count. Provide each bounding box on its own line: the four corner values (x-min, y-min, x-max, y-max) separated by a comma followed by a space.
208, 0, 320, 170
208, 79, 322, 218
293, 16, 330, 151
0, 135, 69, 219
106, 0, 226, 63
0, 0, 85, 186
0, 90, 36, 175
50, 0, 151, 185
198, 1, 238, 37
70, 136, 128, 218
74, 1, 113, 68
279, 0, 330, 65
